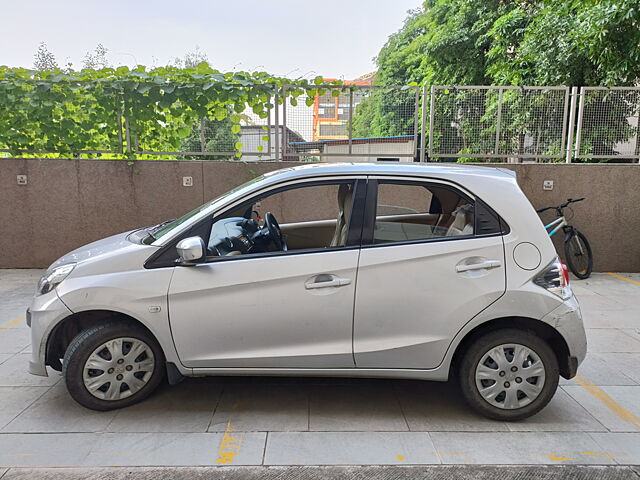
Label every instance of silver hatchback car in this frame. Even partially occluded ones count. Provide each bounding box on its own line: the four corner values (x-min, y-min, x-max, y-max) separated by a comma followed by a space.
28, 163, 586, 420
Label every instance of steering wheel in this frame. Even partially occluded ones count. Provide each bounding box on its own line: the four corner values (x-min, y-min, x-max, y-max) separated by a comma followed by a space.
264, 212, 287, 251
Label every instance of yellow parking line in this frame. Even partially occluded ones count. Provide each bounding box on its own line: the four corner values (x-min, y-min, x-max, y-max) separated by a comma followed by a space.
573, 375, 640, 428
605, 272, 640, 286
0, 317, 24, 329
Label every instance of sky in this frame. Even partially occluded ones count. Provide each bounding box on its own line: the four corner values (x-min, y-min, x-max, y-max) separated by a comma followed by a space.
0, 0, 419, 79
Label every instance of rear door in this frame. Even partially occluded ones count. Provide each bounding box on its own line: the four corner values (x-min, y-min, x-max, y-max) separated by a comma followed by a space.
353, 177, 506, 369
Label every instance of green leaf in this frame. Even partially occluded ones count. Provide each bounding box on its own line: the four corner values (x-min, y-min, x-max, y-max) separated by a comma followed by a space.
231, 124, 241, 134
214, 107, 227, 121
230, 113, 240, 123
261, 135, 269, 141
234, 141, 243, 150
305, 97, 315, 107
257, 145, 264, 152
313, 76, 324, 85
290, 98, 297, 106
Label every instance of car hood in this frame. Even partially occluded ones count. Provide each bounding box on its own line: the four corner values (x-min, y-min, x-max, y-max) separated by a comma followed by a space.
49, 230, 136, 270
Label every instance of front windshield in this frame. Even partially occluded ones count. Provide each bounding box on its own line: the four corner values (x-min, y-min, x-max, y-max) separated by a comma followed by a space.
145, 174, 267, 242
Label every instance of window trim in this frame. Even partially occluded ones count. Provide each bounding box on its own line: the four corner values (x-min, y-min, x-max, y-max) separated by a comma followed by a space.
144, 177, 367, 269
361, 176, 503, 249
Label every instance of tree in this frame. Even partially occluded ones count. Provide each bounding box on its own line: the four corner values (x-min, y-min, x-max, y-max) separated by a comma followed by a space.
171, 46, 209, 69
82, 44, 110, 70
352, 0, 640, 161
33, 42, 58, 71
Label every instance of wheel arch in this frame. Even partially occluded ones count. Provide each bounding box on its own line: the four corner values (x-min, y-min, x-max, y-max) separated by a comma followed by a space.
449, 316, 572, 379
45, 310, 159, 371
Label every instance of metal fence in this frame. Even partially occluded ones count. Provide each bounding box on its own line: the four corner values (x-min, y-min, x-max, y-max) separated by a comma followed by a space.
1, 83, 639, 163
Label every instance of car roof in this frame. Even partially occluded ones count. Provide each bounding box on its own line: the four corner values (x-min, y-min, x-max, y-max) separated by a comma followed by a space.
261, 162, 516, 182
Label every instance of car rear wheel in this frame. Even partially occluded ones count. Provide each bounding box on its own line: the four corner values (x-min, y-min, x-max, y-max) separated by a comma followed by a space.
459, 329, 559, 421
63, 323, 165, 411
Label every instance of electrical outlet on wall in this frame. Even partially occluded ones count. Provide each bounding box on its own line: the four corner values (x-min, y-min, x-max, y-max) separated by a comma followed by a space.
183, 176, 193, 187
543, 180, 554, 191
17, 175, 27, 185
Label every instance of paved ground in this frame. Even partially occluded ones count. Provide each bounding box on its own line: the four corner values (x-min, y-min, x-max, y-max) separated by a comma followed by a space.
0, 270, 639, 471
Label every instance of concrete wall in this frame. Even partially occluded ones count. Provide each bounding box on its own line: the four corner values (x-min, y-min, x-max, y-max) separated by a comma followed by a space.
1, 159, 638, 271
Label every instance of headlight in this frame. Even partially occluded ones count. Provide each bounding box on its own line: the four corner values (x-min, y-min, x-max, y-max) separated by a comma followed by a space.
37, 264, 76, 295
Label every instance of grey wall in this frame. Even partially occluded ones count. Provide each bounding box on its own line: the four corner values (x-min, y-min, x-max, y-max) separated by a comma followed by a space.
1, 159, 638, 271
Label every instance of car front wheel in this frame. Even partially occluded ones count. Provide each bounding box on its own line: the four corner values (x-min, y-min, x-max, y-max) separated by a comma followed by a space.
459, 329, 559, 421
63, 322, 165, 411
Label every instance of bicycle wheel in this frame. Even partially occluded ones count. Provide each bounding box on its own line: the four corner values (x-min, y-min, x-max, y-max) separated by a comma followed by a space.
564, 230, 593, 279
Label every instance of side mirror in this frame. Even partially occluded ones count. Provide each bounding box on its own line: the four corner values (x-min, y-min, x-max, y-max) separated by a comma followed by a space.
176, 236, 205, 266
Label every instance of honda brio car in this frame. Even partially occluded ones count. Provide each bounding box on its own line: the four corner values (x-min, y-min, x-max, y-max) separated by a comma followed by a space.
28, 163, 586, 420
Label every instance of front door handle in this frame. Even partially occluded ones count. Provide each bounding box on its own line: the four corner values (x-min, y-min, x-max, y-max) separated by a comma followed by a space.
456, 260, 502, 272
305, 276, 352, 289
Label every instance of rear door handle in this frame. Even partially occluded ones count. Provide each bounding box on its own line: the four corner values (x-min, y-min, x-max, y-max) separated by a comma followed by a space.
305, 277, 352, 289
456, 260, 502, 272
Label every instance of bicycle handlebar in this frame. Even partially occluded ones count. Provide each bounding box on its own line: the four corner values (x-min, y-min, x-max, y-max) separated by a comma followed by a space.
536, 197, 585, 214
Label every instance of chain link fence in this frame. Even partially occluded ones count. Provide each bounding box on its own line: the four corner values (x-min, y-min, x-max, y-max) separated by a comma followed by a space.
428, 86, 570, 161
1, 83, 638, 163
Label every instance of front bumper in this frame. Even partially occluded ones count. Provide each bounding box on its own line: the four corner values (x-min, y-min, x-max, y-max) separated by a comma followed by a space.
27, 291, 73, 377
541, 293, 587, 378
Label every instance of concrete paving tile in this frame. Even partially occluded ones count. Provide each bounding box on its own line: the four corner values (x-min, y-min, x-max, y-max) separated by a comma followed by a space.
309, 384, 408, 432
430, 432, 614, 465
582, 308, 640, 329
0, 387, 50, 430
561, 353, 637, 386
108, 380, 221, 433
395, 381, 509, 432
0, 468, 6, 478
581, 275, 640, 297
3, 385, 117, 433
576, 294, 629, 312
0, 354, 12, 366
0, 354, 59, 387
209, 383, 308, 433
622, 329, 640, 344
563, 386, 640, 432
0, 433, 99, 467
83, 432, 267, 466
0, 330, 31, 355
590, 433, 640, 465
264, 432, 439, 465
585, 329, 640, 353
597, 353, 640, 384
508, 388, 606, 432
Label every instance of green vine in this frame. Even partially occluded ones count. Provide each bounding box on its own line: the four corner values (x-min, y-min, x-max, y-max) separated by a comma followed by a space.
0, 63, 344, 161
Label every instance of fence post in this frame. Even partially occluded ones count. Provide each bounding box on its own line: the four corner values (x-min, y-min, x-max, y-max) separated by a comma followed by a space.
117, 109, 124, 155
428, 86, 436, 161
282, 86, 287, 161
348, 89, 353, 156
124, 117, 131, 154
574, 87, 585, 161
412, 87, 420, 160
267, 95, 272, 158
420, 86, 428, 162
199, 118, 206, 153
494, 87, 503, 160
565, 87, 578, 163
274, 93, 280, 162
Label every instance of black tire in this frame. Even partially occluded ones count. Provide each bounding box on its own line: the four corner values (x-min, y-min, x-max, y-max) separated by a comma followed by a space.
63, 322, 165, 411
459, 329, 559, 421
564, 229, 593, 279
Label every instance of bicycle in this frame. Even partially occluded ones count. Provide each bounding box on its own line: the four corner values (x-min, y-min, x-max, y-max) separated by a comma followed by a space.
536, 198, 593, 279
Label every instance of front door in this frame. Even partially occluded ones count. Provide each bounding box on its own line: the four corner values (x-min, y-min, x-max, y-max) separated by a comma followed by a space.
168, 178, 364, 368
354, 178, 506, 369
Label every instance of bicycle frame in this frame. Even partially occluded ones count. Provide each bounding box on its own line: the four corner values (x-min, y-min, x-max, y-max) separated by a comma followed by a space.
544, 216, 567, 237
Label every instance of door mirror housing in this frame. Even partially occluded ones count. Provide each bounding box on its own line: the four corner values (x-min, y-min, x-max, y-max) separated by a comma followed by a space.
176, 236, 206, 265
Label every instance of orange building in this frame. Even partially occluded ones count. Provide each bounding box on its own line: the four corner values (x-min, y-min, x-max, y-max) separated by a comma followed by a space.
312, 77, 372, 141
